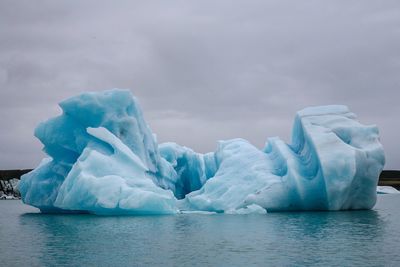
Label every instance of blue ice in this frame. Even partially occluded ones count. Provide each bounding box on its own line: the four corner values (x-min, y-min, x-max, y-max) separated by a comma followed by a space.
19, 89, 385, 214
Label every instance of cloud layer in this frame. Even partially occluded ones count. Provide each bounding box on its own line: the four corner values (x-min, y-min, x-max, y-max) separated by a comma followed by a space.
1, 0, 399, 169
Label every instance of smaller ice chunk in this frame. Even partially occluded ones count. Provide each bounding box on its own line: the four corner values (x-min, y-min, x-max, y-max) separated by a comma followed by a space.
179, 210, 217, 215
226, 204, 267, 215
377, 186, 400, 194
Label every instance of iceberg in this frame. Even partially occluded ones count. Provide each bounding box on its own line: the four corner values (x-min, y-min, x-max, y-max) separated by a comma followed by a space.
19, 89, 385, 215
377, 186, 400, 194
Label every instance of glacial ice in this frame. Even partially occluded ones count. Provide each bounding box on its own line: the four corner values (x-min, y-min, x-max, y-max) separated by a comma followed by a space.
376, 186, 400, 194
19, 89, 385, 215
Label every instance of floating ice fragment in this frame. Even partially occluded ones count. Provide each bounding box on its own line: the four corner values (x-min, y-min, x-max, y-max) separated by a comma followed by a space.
376, 186, 400, 194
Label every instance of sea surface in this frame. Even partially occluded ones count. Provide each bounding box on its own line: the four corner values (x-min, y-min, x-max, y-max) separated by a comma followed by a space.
1, 195, 400, 267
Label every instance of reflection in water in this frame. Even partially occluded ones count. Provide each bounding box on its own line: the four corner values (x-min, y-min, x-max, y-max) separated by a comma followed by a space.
0, 195, 398, 266
18, 210, 385, 266
267, 210, 385, 266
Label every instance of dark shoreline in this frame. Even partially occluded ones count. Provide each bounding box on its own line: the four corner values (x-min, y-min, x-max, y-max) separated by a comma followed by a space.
378, 170, 400, 189
0, 169, 32, 181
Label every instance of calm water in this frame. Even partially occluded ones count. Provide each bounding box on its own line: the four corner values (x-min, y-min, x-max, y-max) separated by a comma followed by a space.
1, 195, 400, 267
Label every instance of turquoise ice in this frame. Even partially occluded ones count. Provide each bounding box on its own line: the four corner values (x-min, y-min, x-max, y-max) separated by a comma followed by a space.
19, 89, 385, 214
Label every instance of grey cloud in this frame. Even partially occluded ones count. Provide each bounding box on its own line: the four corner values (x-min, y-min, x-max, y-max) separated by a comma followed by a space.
0, 0, 399, 169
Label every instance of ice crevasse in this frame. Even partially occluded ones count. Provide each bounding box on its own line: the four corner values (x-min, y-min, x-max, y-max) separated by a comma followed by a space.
19, 89, 385, 215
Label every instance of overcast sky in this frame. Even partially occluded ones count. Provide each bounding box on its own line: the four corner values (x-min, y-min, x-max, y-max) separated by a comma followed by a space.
0, 0, 399, 169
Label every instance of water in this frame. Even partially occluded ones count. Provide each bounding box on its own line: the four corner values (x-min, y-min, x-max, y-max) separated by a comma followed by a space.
1, 195, 399, 267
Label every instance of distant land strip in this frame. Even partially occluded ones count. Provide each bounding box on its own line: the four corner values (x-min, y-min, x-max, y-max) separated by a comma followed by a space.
1, 169, 400, 189
0, 169, 32, 181
378, 170, 400, 189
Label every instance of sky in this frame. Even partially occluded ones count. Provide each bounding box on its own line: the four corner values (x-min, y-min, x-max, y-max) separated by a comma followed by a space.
0, 0, 399, 169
